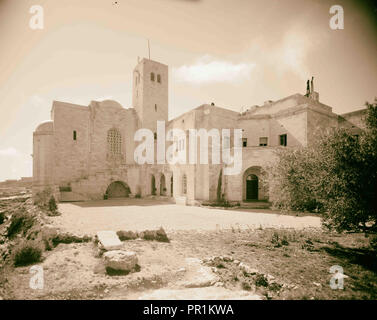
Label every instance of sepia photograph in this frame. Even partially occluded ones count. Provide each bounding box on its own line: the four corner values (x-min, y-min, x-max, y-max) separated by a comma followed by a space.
0, 0, 376, 310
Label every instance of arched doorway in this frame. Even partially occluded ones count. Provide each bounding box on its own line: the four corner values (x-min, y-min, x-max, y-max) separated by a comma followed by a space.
160, 174, 166, 195
246, 174, 258, 200
151, 175, 156, 195
106, 181, 130, 198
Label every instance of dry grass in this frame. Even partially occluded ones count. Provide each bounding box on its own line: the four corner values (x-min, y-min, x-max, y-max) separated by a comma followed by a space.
189, 228, 377, 299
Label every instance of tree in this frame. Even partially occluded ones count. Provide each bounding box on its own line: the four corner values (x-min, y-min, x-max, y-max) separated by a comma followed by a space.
270, 99, 377, 233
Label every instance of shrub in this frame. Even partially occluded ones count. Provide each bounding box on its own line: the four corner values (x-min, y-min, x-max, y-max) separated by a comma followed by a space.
34, 188, 53, 208
7, 210, 34, 239
242, 282, 252, 291
254, 274, 268, 287
269, 99, 377, 233
13, 240, 43, 267
135, 194, 141, 199
369, 235, 377, 250
117, 230, 138, 241
48, 196, 57, 213
0, 211, 4, 225
270, 231, 289, 247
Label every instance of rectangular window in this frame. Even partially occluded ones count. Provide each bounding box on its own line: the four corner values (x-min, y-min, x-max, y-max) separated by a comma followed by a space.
279, 134, 287, 146
242, 138, 247, 147
73, 131, 77, 141
259, 137, 268, 146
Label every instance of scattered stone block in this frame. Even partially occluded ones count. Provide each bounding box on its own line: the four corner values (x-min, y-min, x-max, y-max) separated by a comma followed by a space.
103, 250, 138, 274
139, 227, 169, 243
116, 230, 138, 241
175, 196, 187, 206
96, 231, 123, 251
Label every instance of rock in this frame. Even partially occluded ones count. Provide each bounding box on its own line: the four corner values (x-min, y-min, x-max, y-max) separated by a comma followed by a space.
214, 282, 224, 287
179, 258, 219, 288
103, 250, 138, 273
267, 274, 275, 281
96, 231, 123, 251
222, 255, 233, 262
313, 282, 321, 287
239, 263, 258, 275
233, 260, 240, 265
116, 230, 138, 241
104, 289, 109, 294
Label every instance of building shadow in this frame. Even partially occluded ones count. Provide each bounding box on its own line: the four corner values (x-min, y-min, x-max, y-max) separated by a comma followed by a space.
67, 198, 175, 208
323, 242, 377, 273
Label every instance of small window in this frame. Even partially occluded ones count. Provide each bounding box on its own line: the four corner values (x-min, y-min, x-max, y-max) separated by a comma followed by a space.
154, 132, 157, 140
279, 134, 287, 147
157, 74, 161, 83
73, 131, 77, 141
151, 72, 155, 81
259, 137, 268, 146
242, 138, 247, 147
155, 104, 157, 112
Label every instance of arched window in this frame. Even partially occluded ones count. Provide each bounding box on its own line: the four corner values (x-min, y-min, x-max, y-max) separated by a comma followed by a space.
157, 74, 161, 83
107, 128, 122, 155
151, 72, 155, 81
182, 174, 187, 195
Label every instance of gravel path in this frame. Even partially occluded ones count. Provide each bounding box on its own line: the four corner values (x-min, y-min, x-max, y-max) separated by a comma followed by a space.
53, 199, 321, 235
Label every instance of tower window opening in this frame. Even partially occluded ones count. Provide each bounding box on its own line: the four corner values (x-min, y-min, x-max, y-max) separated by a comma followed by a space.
157, 74, 161, 83
73, 131, 77, 141
151, 72, 155, 81
155, 104, 157, 112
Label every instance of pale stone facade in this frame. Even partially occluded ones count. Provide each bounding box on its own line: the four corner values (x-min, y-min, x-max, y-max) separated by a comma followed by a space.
32, 58, 366, 204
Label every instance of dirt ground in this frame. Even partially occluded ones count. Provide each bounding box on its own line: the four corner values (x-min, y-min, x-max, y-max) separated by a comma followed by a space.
5, 228, 377, 300
53, 199, 321, 235
2, 197, 376, 300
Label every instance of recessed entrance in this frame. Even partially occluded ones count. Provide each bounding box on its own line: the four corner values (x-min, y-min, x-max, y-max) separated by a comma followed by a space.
151, 175, 156, 195
106, 181, 130, 198
246, 174, 258, 200
160, 174, 166, 196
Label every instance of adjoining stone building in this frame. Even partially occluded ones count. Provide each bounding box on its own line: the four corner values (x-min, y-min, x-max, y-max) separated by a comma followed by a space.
33, 58, 366, 204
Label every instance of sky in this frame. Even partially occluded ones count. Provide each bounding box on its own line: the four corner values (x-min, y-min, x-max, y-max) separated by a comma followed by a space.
0, 0, 376, 181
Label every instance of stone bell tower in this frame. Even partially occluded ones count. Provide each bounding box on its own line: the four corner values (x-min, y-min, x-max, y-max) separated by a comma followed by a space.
132, 58, 168, 133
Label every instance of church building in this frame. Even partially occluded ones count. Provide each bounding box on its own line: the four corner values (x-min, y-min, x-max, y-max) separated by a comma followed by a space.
32, 58, 366, 205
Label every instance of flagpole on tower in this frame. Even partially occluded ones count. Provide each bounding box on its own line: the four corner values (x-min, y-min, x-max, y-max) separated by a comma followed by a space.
148, 39, 150, 60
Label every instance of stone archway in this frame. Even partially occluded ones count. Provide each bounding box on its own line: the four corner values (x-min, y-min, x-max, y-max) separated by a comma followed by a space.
151, 175, 156, 195
246, 174, 258, 200
242, 166, 262, 201
160, 174, 166, 196
106, 181, 131, 198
